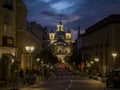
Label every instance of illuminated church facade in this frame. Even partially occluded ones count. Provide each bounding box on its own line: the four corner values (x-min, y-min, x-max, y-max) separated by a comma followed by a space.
49, 21, 73, 63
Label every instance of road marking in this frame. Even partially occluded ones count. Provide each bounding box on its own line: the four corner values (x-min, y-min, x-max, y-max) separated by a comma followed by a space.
65, 79, 72, 90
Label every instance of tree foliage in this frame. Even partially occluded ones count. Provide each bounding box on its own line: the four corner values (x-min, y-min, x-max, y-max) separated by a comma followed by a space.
40, 49, 58, 65
68, 50, 82, 66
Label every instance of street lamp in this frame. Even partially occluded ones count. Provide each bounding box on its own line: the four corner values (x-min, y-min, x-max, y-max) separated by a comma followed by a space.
37, 58, 40, 62
90, 61, 94, 64
94, 58, 99, 62
25, 46, 35, 53
41, 61, 43, 67
41, 61, 44, 79
94, 58, 99, 74
112, 52, 117, 67
36, 58, 40, 70
11, 59, 15, 64
25, 46, 35, 69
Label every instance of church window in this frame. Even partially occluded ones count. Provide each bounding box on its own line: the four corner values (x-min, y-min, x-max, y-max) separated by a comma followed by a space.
59, 26, 62, 31
67, 35, 69, 39
51, 35, 53, 38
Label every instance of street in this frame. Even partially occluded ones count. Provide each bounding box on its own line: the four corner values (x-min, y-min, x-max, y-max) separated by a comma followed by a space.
18, 77, 120, 90
9, 68, 119, 90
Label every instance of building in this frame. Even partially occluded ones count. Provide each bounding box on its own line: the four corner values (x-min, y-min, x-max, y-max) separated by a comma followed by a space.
49, 21, 73, 63
73, 26, 83, 52
0, 0, 48, 77
24, 21, 49, 70
0, 0, 27, 80
16, 21, 49, 70
82, 14, 120, 74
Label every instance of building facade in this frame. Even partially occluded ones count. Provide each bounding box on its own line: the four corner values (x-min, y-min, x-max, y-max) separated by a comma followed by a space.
82, 14, 120, 74
73, 26, 83, 52
0, 0, 27, 79
49, 21, 73, 63
23, 22, 49, 70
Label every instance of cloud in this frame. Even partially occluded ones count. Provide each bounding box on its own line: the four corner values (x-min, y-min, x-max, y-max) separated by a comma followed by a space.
24, 0, 120, 34
50, 1, 75, 13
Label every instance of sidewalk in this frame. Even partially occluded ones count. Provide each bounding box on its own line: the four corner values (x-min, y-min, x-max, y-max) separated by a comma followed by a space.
0, 81, 7, 88
0, 81, 21, 90
0, 76, 44, 90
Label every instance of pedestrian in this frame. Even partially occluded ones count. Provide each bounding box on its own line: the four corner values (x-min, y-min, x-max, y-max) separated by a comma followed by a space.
19, 69, 24, 85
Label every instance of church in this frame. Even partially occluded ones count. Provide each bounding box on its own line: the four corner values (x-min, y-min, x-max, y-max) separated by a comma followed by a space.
49, 21, 73, 63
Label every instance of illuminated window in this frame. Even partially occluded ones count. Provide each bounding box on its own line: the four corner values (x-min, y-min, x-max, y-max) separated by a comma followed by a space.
4, 24, 7, 31
4, 23, 9, 33
4, 15, 10, 31
2, 36, 14, 47
67, 35, 69, 39
51, 35, 53, 38
59, 26, 62, 31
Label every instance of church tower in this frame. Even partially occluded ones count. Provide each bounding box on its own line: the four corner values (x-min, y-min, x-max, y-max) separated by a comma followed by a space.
49, 20, 73, 63
57, 21, 64, 31
65, 29, 71, 44
49, 29, 55, 44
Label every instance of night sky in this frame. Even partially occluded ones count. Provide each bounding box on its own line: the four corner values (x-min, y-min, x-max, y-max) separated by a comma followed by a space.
23, 0, 120, 39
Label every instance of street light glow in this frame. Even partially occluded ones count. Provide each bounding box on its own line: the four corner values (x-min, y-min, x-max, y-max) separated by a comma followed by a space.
25, 46, 35, 69
112, 52, 118, 67
112, 53, 117, 57
91, 61, 94, 64
37, 58, 40, 62
25, 46, 35, 53
94, 58, 99, 62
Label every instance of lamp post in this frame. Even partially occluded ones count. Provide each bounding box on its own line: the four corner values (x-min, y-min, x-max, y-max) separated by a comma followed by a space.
36, 58, 40, 70
25, 46, 35, 70
41, 61, 43, 69
41, 61, 44, 79
94, 58, 99, 74
112, 52, 117, 68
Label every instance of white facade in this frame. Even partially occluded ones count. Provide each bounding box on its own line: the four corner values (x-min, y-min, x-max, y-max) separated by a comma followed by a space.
49, 21, 73, 62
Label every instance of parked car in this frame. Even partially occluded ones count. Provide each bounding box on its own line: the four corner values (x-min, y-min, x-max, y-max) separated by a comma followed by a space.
106, 69, 120, 88
91, 72, 102, 80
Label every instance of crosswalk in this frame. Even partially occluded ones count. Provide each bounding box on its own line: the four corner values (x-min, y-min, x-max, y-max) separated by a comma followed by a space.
52, 75, 80, 79
52, 68, 81, 80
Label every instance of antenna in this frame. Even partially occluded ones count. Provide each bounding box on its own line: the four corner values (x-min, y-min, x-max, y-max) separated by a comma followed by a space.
78, 25, 81, 38
78, 25, 80, 34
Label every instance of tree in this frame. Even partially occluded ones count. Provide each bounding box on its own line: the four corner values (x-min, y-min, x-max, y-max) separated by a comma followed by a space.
68, 50, 82, 67
40, 49, 58, 65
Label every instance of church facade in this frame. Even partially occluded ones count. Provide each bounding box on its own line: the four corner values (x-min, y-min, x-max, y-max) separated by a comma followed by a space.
49, 21, 73, 63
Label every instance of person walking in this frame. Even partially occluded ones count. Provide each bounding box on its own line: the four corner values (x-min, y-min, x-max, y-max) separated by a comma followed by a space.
19, 69, 24, 85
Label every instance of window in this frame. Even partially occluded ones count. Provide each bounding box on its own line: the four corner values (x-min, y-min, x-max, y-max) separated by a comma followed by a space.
3, 0, 13, 10
4, 24, 7, 31
105, 33, 109, 47
59, 27, 62, 31
51, 35, 53, 38
2, 36, 14, 47
3, 23, 9, 35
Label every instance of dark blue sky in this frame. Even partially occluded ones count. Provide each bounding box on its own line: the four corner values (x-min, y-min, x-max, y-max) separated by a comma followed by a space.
23, 0, 120, 39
